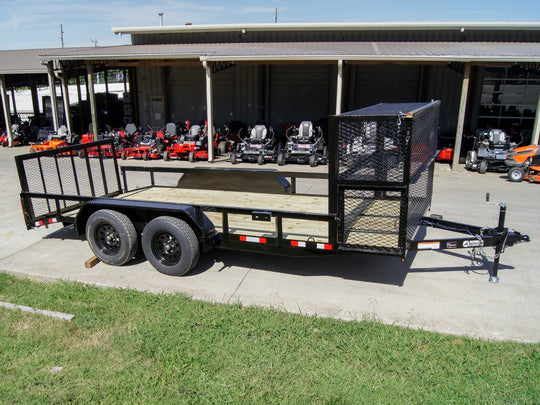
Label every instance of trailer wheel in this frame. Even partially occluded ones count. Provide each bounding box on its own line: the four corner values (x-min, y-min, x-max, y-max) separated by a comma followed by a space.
163, 151, 170, 161
86, 209, 138, 266
508, 167, 525, 182
141, 216, 200, 276
257, 154, 264, 165
479, 160, 487, 174
277, 153, 285, 166
309, 154, 317, 167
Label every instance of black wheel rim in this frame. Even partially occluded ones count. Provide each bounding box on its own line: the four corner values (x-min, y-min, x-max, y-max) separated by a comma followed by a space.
151, 232, 181, 266
94, 223, 121, 254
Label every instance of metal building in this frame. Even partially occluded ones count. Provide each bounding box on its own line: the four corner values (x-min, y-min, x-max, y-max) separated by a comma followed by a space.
2, 22, 540, 168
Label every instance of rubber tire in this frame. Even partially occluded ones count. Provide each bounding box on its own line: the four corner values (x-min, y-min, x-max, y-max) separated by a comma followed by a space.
479, 160, 487, 174
257, 154, 264, 165
277, 153, 285, 166
508, 167, 525, 182
142, 153, 148, 161
188, 151, 195, 162
141, 216, 200, 276
163, 150, 170, 161
309, 154, 317, 167
121, 151, 126, 160
231, 152, 237, 164
86, 209, 138, 266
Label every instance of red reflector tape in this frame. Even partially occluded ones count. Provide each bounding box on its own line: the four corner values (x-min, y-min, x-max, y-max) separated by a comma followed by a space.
239, 235, 267, 244
316, 243, 333, 250
290, 240, 306, 248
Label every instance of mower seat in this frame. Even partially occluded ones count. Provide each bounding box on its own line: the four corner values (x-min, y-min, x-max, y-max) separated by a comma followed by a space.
125, 123, 137, 136
165, 123, 176, 137
186, 125, 201, 141
489, 129, 508, 148
297, 121, 313, 143
250, 125, 267, 144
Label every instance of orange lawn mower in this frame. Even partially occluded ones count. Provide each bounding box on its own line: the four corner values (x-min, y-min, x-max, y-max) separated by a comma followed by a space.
29, 125, 78, 155
505, 144, 540, 183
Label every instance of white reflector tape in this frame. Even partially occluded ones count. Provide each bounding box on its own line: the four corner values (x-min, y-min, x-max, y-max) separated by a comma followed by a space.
239, 235, 267, 244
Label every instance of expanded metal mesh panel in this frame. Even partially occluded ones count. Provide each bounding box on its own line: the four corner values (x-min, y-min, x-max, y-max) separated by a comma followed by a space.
339, 189, 405, 255
332, 102, 440, 256
407, 160, 434, 242
18, 142, 121, 220
337, 118, 408, 183
410, 105, 439, 179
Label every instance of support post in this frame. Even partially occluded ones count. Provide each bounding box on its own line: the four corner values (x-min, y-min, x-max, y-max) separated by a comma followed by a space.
46, 61, 60, 131
531, 91, 540, 145
86, 62, 99, 136
59, 70, 73, 134
0, 75, 13, 147
30, 77, 40, 124
76, 75, 85, 133
452, 63, 471, 170
10, 88, 18, 117
203, 61, 214, 162
336, 60, 344, 115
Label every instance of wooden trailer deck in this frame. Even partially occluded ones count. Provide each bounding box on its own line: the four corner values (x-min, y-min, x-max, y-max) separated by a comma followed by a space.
120, 187, 331, 243
120, 187, 401, 249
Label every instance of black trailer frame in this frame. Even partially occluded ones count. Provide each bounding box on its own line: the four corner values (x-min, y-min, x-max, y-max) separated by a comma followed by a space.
15, 102, 529, 281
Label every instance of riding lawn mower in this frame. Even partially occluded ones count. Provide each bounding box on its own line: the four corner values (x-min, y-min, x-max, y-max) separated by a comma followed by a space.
465, 128, 519, 173
505, 144, 540, 183
277, 121, 327, 167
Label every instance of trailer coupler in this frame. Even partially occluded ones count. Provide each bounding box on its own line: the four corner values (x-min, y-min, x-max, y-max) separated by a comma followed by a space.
410, 202, 530, 283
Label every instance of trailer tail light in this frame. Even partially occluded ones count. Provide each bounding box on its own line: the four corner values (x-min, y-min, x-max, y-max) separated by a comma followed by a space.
35, 217, 57, 228
239, 235, 267, 244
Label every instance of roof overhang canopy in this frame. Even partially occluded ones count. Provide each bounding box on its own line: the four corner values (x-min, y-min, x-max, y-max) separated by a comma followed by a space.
38, 41, 540, 65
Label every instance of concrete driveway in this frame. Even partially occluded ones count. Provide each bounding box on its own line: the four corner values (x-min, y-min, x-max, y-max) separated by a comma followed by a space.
1, 145, 538, 343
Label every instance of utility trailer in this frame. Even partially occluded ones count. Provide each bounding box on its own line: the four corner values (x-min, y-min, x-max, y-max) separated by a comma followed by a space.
15, 101, 529, 282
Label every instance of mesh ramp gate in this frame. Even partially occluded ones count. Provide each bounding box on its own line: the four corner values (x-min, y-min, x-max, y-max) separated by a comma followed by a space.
329, 101, 440, 257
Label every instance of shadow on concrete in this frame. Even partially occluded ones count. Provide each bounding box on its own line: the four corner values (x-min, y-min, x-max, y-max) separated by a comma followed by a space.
43, 225, 84, 241
44, 224, 512, 287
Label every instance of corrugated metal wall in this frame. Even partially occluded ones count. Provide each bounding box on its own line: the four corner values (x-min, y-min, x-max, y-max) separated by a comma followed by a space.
155, 62, 463, 137
269, 65, 332, 135
346, 65, 421, 109
166, 65, 261, 127
136, 66, 165, 128
133, 29, 540, 45
421, 65, 463, 137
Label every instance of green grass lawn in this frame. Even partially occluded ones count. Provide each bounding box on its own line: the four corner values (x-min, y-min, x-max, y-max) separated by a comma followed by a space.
0, 272, 538, 404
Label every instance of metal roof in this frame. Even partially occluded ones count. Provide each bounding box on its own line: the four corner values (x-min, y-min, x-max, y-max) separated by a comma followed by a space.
0, 47, 91, 75
0, 48, 50, 74
112, 21, 540, 36
37, 41, 540, 64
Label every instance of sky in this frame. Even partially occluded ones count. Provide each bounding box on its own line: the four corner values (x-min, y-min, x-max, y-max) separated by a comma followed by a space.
0, 0, 539, 50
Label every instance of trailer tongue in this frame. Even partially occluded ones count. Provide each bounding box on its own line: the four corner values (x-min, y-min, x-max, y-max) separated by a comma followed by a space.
16, 101, 529, 281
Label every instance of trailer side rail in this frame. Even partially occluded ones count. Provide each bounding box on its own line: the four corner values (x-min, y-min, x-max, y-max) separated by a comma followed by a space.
15, 140, 122, 229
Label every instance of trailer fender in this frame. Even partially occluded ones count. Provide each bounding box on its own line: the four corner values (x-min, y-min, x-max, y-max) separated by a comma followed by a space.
75, 198, 218, 251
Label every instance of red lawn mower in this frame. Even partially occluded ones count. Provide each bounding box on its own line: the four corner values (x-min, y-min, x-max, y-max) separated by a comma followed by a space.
120, 126, 162, 160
